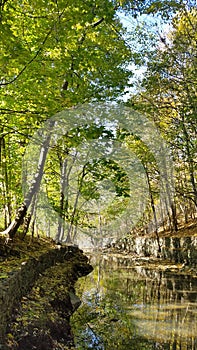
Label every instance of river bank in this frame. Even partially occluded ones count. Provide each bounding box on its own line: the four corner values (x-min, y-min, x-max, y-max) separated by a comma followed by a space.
0, 237, 93, 350
105, 221, 197, 267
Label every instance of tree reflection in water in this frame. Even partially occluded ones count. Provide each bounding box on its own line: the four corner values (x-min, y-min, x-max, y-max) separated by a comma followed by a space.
71, 255, 197, 349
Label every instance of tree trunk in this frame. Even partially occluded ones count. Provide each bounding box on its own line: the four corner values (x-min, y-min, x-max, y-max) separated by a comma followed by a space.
22, 193, 38, 239
0, 134, 12, 227
160, 145, 178, 232
67, 164, 87, 242
56, 157, 68, 242
21, 213, 32, 239
0, 120, 55, 238
144, 165, 161, 253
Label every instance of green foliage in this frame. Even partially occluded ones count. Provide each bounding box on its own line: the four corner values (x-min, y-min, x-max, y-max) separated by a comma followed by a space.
131, 8, 197, 213
36, 123, 131, 240
86, 158, 130, 198
1, 0, 194, 237
0, 0, 132, 230
0, 0, 132, 113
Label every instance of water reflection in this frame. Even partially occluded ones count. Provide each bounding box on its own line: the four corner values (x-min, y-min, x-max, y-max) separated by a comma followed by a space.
71, 254, 197, 349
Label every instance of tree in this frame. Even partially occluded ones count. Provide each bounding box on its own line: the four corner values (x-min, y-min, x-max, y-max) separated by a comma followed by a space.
129, 7, 197, 228
0, 0, 132, 238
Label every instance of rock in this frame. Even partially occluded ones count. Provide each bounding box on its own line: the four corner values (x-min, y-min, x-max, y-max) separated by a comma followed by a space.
69, 291, 81, 311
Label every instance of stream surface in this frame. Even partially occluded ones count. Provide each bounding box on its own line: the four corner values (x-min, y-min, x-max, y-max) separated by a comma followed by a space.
71, 253, 197, 350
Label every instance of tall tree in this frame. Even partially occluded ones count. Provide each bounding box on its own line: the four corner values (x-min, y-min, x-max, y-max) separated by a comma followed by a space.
129, 7, 197, 227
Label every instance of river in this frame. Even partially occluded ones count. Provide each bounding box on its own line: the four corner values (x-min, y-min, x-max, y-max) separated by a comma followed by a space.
71, 253, 197, 350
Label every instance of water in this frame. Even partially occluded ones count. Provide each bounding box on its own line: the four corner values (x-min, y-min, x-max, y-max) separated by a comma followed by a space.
71, 254, 197, 350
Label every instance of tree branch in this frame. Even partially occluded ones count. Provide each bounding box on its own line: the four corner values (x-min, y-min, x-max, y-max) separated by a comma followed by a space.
0, 29, 53, 87
92, 17, 104, 28
0, 108, 41, 114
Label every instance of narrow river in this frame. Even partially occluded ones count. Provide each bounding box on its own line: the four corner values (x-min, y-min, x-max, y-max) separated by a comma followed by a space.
71, 253, 197, 350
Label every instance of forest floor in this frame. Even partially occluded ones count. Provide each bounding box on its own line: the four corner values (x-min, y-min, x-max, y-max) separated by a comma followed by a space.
0, 235, 56, 278
149, 219, 197, 239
